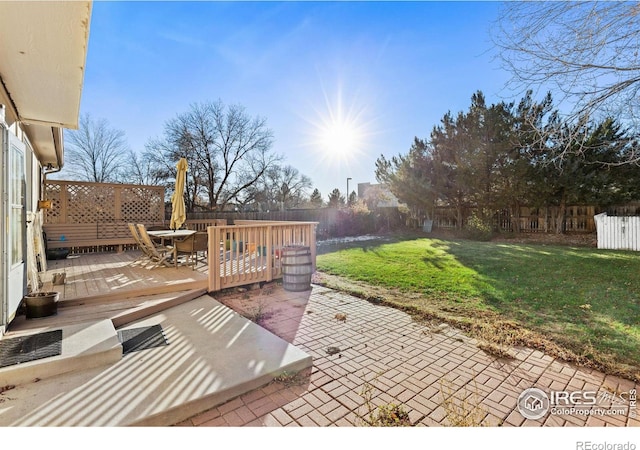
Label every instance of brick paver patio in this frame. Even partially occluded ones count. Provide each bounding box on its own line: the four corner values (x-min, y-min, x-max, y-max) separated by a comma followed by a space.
176, 284, 639, 427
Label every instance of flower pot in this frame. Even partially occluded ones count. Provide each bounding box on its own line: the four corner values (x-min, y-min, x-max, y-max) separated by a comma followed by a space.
231, 241, 244, 252
23, 292, 59, 319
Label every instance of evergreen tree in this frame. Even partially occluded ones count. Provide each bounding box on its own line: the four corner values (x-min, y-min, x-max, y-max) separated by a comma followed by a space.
375, 137, 436, 221
375, 90, 640, 233
327, 188, 345, 207
347, 191, 358, 206
309, 188, 323, 208
427, 91, 514, 227
528, 117, 640, 232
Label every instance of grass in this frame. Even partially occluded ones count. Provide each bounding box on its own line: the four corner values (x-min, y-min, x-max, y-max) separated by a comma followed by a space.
316, 234, 640, 382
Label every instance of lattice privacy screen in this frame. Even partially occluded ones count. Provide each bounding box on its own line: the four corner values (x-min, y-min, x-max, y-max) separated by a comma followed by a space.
44, 180, 165, 224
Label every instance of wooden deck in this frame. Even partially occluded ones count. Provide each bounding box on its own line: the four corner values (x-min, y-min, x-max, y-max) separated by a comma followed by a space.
41, 250, 208, 303
10, 220, 317, 333
8, 251, 209, 333
1, 248, 314, 426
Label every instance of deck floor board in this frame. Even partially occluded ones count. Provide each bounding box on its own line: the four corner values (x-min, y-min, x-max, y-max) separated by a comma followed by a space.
42, 251, 209, 303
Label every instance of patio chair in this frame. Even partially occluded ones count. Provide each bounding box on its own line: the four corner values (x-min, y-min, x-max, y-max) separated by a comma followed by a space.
146, 225, 166, 245
173, 232, 208, 269
136, 224, 174, 269
173, 233, 196, 268
192, 232, 209, 268
128, 223, 153, 266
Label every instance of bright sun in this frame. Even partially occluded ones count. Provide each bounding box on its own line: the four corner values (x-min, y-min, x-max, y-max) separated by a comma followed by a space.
307, 86, 370, 168
319, 120, 361, 158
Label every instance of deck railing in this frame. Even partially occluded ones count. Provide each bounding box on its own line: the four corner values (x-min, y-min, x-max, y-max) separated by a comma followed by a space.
207, 221, 317, 292
183, 219, 228, 231
42, 212, 317, 291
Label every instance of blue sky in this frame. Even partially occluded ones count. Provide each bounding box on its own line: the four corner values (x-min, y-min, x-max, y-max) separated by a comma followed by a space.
79, 1, 510, 199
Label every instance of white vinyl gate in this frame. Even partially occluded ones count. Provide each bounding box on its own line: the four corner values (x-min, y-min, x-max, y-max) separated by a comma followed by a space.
594, 213, 640, 251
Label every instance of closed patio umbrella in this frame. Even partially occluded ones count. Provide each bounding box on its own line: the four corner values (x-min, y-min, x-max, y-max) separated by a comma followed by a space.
170, 158, 188, 230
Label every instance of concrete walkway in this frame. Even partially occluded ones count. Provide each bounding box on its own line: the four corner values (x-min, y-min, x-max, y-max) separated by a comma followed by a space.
178, 284, 639, 427
0, 295, 311, 426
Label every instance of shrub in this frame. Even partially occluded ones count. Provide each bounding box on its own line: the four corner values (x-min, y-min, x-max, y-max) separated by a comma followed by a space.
332, 202, 376, 237
464, 213, 493, 241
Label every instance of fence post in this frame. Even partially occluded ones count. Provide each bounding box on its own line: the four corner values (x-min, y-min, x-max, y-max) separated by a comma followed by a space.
114, 186, 122, 221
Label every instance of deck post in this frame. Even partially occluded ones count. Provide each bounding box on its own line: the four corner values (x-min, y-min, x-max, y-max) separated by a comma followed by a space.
208, 226, 221, 292
309, 223, 317, 272
266, 225, 273, 281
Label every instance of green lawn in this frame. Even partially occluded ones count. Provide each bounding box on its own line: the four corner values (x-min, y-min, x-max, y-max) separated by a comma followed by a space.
316, 236, 640, 381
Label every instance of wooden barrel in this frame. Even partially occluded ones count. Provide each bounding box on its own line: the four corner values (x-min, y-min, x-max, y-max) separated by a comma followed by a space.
281, 246, 313, 292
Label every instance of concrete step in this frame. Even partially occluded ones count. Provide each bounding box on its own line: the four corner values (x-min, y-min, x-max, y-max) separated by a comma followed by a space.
0, 319, 122, 387
111, 288, 207, 327
0, 289, 208, 388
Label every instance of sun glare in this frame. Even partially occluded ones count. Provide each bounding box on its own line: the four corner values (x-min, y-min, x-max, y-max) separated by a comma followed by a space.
319, 119, 361, 159
304, 83, 372, 168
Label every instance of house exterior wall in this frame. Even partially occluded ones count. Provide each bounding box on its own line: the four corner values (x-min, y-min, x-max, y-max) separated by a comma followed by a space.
0, 1, 91, 335
0, 112, 44, 334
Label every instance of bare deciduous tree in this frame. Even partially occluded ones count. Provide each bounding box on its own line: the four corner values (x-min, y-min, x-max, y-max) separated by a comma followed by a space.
146, 100, 280, 212
492, 2, 640, 164
63, 114, 130, 182
244, 164, 312, 211
122, 149, 167, 187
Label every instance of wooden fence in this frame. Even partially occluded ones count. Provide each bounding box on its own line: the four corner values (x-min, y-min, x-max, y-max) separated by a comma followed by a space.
44, 180, 164, 224
496, 206, 596, 233
433, 205, 598, 233
188, 209, 338, 236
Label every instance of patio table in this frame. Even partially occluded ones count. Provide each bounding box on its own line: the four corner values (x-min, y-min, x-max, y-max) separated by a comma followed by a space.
147, 229, 197, 266
147, 229, 196, 239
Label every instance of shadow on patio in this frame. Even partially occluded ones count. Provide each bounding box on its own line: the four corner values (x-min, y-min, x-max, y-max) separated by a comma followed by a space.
0, 252, 312, 426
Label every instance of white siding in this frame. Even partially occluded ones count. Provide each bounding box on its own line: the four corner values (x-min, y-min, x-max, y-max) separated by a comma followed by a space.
594, 213, 640, 251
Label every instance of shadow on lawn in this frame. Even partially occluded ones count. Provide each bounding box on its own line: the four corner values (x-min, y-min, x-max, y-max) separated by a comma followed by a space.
440, 239, 640, 377
317, 233, 639, 380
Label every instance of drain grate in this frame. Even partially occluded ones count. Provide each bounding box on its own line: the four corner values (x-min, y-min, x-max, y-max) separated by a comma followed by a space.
0, 330, 63, 368
117, 324, 168, 355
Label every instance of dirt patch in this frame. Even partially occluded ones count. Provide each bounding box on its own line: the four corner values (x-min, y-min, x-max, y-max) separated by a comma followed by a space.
318, 229, 599, 252
426, 228, 598, 247
490, 232, 597, 247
